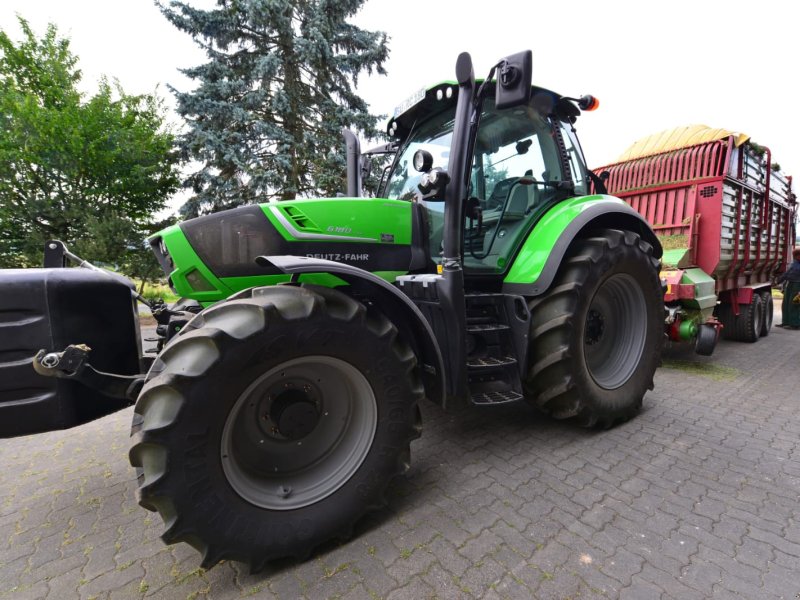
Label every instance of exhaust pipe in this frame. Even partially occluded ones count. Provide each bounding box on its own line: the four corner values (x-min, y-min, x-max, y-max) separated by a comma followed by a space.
342, 129, 362, 197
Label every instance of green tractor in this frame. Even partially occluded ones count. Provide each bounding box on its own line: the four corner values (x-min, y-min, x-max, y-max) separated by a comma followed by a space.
5, 50, 663, 570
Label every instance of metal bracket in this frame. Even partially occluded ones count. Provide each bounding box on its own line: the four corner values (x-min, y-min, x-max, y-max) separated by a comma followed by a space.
33, 344, 146, 401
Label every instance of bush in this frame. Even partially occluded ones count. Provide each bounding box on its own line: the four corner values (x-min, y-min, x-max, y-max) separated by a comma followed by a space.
134, 279, 178, 303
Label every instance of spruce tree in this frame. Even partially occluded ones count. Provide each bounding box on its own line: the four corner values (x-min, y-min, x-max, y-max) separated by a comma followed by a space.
160, 0, 388, 216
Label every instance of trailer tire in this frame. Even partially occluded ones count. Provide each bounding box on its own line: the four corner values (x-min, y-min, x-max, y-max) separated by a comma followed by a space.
720, 294, 763, 343
759, 290, 773, 337
129, 285, 422, 571
524, 229, 663, 428
694, 323, 718, 356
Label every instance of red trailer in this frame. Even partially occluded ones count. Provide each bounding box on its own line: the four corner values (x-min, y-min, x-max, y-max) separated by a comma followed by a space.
594, 125, 797, 355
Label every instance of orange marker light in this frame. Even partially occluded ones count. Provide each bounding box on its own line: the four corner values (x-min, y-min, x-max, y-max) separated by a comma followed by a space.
578, 94, 600, 111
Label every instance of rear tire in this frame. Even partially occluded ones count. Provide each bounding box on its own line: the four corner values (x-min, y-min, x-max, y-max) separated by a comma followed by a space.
759, 290, 773, 337
719, 293, 762, 343
524, 229, 663, 427
129, 285, 422, 571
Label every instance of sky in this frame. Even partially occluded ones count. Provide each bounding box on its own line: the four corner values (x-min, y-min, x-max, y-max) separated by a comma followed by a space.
1, 0, 799, 211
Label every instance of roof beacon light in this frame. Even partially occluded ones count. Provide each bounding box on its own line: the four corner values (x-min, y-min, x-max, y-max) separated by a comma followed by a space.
577, 95, 599, 111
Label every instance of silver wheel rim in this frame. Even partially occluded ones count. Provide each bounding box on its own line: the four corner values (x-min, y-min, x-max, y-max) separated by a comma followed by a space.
583, 273, 648, 390
221, 355, 377, 510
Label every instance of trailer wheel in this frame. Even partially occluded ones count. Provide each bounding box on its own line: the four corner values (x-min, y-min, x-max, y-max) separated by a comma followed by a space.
759, 290, 773, 337
720, 294, 763, 343
524, 229, 663, 428
129, 285, 422, 571
694, 323, 718, 356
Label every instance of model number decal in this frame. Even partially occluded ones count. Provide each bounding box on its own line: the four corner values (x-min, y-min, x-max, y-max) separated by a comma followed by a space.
305, 253, 370, 261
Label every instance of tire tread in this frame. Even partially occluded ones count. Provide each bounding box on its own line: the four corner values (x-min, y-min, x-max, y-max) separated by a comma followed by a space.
129, 284, 423, 570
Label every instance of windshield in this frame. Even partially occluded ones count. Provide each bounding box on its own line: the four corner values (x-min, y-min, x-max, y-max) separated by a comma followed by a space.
384, 109, 454, 201
384, 89, 589, 273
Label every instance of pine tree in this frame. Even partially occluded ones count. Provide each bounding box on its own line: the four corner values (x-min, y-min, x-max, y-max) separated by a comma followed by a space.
161, 0, 389, 216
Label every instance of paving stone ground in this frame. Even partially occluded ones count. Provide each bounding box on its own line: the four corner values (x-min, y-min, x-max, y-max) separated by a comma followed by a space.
2, 306, 800, 599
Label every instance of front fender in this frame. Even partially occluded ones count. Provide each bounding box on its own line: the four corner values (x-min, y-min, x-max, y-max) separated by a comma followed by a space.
256, 255, 445, 407
503, 195, 661, 296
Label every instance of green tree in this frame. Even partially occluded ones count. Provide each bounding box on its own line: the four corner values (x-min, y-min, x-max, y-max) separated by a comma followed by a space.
0, 17, 181, 275
160, 0, 388, 216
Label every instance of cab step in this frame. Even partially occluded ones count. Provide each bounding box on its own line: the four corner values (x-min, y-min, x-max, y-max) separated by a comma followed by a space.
466, 323, 510, 333
471, 390, 524, 405
467, 355, 517, 369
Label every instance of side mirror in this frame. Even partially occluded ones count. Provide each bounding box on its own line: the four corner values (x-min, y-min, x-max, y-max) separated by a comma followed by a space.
495, 50, 532, 110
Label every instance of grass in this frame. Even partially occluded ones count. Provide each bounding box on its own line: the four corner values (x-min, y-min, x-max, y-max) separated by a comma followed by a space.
656, 233, 689, 250
661, 359, 740, 381
132, 279, 179, 303
323, 563, 350, 578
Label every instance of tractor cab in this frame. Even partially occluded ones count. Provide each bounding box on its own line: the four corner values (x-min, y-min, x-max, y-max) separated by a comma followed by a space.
382, 82, 592, 278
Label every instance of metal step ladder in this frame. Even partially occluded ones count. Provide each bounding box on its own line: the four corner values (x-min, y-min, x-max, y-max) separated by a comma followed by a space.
464, 293, 527, 406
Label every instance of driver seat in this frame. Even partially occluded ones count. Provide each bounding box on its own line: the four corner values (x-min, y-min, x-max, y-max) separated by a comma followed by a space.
502, 182, 532, 221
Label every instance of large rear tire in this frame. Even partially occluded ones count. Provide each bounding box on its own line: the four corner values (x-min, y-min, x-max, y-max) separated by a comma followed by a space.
759, 290, 773, 337
524, 229, 663, 427
719, 293, 763, 343
129, 285, 422, 571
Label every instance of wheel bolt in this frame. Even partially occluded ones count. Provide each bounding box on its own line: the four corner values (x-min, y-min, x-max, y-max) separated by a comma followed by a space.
278, 485, 292, 498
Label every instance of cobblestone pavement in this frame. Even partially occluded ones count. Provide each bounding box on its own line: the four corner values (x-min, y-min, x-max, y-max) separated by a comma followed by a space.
2, 310, 800, 600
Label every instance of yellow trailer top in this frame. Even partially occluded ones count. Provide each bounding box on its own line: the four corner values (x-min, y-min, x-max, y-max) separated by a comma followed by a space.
617, 125, 750, 162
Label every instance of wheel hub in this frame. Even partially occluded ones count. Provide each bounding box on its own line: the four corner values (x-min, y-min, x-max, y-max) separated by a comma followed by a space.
585, 309, 605, 345
268, 387, 320, 440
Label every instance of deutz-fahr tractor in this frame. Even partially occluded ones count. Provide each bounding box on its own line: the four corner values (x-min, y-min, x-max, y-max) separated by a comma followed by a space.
1, 50, 664, 570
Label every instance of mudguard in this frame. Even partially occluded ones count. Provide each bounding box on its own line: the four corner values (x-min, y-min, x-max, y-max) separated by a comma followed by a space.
255, 255, 445, 407
503, 195, 662, 296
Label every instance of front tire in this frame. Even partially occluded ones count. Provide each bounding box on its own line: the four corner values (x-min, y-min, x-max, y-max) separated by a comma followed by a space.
129, 285, 422, 571
524, 229, 663, 427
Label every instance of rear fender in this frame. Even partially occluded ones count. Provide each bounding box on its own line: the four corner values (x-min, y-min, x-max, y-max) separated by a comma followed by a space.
503, 195, 662, 296
256, 255, 445, 407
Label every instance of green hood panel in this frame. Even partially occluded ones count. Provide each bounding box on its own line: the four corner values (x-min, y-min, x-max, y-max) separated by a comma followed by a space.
265, 198, 413, 244
153, 224, 235, 303
152, 198, 416, 304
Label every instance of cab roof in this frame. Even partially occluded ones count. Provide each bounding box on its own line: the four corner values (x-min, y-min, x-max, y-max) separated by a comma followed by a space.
387, 80, 564, 141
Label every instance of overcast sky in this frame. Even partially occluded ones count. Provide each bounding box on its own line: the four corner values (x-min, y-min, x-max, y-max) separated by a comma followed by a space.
2, 0, 798, 209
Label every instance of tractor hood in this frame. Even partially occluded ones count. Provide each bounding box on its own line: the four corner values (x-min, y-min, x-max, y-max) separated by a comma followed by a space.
149, 198, 418, 303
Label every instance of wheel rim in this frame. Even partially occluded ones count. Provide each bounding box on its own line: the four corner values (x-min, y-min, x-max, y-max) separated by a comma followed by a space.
221, 356, 377, 510
583, 273, 648, 390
